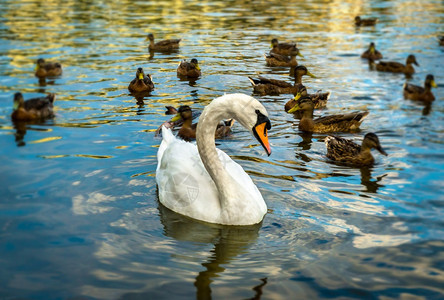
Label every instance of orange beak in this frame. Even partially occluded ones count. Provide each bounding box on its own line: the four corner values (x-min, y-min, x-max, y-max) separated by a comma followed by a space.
253, 122, 271, 156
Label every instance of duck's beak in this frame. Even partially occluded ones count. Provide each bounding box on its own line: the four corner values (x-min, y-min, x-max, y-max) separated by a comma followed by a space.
377, 145, 388, 156
171, 113, 182, 122
253, 115, 272, 156
13, 100, 19, 110
294, 91, 302, 101
414, 60, 419, 66
370, 46, 375, 54
287, 103, 300, 114
307, 70, 316, 78
431, 80, 437, 88
138, 73, 144, 80
297, 51, 304, 58
195, 64, 200, 71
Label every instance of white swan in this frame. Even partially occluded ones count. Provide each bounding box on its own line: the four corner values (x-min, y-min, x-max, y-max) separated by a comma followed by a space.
156, 93, 272, 225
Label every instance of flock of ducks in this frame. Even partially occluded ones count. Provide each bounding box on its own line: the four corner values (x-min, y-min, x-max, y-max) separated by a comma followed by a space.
10, 19, 440, 225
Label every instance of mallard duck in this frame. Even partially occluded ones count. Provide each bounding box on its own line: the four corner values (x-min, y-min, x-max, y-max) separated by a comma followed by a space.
156, 94, 271, 225
403, 74, 437, 102
147, 33, 181, 51
248, 65, 315, 96
355, 16, 378, 26
375, 54, 419, 75
170, 105, 234, 141
128, 67, 154, 93
265, 48, 302, 67
34, 58, 62, 78
285, 85, 330, 113
270, 38, 297, 56
325, 133, 387, 166
177, 58, 201, 78
288, 96, 368, 133
361, 42, 383, 60
11, 92, 55, 121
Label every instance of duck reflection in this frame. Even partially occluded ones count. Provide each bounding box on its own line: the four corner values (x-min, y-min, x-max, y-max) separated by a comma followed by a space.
296, 131, 313, 151
12, 120, 27, 146
158, 203, 266, 300
360, 167, 387, 193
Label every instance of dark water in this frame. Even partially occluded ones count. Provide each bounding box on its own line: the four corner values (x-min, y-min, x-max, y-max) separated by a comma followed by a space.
1, 0, 443, 299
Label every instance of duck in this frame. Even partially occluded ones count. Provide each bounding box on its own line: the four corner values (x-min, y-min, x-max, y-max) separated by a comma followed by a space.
34, 58, 62, 78
355, 16, 378, 26
403, 74, 437, 102
169, 105, 234, 141
361, 42, 383, 60
128, 67, 154, 93
248, 65, 315, 96
265, 48, 302, 67
375, 54, 419, 75
284, 85, 330, 113
177, 58, 201, 78
156, 93, 271, 225
147, 33, 181, 51
325, 133, 387, 166
288, 96, 369, 133
439, 36, 444, 46
11, 92, 55, 121
270, 38, 297, 56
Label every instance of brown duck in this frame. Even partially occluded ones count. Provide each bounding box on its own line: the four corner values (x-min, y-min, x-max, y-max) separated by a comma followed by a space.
34, 58, 62, 78
355, 16, 378, 26
147, 33, 181, 51
288, 97, 369, 133
171, 105, 234, 141
248, 65, 315, 96
265, 48, 302, 67
361, 42, 383, 60
375, 54, 419, 75
177, 58, 201, 78
325, 133, 387, 166
11, 92, 55, 121
270, 38, 297, 56
403, 74, 437, 102
285, 85, 331, 113
128, 67, 154, 93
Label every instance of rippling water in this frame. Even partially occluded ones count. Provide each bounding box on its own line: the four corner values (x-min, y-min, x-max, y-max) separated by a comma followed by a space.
0, 0, 443, 299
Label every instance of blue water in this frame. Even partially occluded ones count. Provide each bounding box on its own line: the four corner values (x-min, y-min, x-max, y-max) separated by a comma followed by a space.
0, 0, 443, 299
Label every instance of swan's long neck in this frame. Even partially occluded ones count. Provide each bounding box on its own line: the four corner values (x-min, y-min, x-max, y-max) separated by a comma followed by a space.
196, 102, 236, 207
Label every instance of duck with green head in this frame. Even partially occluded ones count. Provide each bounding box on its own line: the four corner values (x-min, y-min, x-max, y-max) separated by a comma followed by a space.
325, 133, 387, 166
403, 74, 437, 102
11, 92, 55, 121
248, 65, 315, 96
288, 96, 369, 133
270, 38, 297, 56
375, 54, 419, 75
147, 33, 181, 51
361, 42, 383, 60
128, 67, 154, 93
34, 58, 62, 78
177, 58, 201, 78
265, 47, 303, 67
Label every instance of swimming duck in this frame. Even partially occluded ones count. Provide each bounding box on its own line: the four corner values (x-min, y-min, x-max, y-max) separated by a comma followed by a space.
403, 74, 437, 102
361, 42, 383, 60
325, 133, 387, 166
249, 65, 315, 96
284, 85, 330, 113
34, 58, 62, 78
170, 105, 234, 141
270, 38, 298, 56
156, 93, 271, 225
355, 16, 378, 26
128, 67, 154, 93
177, 58, 201, 78
375, 54, 419, 75
11, 92, 55, 121
147, 33, 181, 51
265, 48, 302, 67
439, 36, 444, 46
288, 97, 368, 133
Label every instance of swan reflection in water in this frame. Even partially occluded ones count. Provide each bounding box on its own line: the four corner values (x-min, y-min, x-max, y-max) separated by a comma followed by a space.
158, 202, 268, 300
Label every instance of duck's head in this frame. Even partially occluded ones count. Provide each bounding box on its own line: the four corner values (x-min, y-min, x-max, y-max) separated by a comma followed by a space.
287, 96, 314, 113
147, 33, 154, 41
270, 38, 278, 48
407, 54, 419, 66
293, 65, 316, 78
425, 74, 437, 88
190, 58, 200, 71
136, 67, 145, 80
293, 86, 308, 100
355, 16, 361, 22
35, 58, 45, 70
369, 42, 376, 54
362, 133, 387, 155
13, 92, 24, 111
